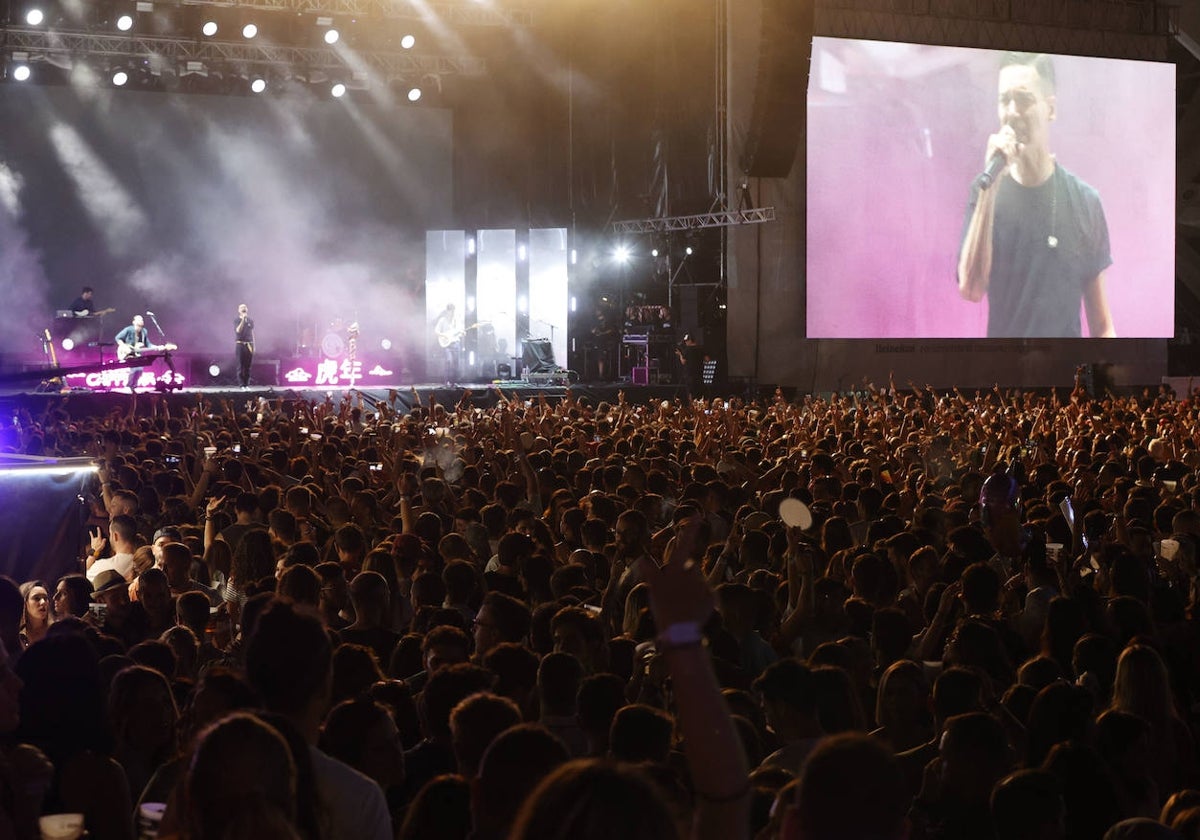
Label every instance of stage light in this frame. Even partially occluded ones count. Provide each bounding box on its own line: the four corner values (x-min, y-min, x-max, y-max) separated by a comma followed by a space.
331, 82, 346, 98
250, 78, 266, 93
380, 338, 392, 351
324, 29, 340, 44
467, 238, 476, 255
113, 70, 129, 86
518, 295, 528, 313
12, 65, 31, 82
400, 34, 416, 49
202, 20, 217, 36
116, 14, 134, 31
570, 249, 577, 265
407, 87, 422, 102
570, 296, 577, 313
466, 296, 476, 313
517, 244, 527, 261
0, 463, 98, 478
61, 338, 75, 351
614, 245, 631, 263
651, 248, 659, 257
685, 246, 694, 256
26, 9, 44, 25
208, 364, 220, 377
242, 23, 258, 39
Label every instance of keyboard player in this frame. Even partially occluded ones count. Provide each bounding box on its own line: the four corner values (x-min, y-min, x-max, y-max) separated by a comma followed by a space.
68, 286, 97, 315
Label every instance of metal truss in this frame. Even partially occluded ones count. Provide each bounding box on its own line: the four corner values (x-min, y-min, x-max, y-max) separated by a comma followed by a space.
817, 0, 1173, 61
611, 207, 776, 235
3, 28, 487, 79
173, 0, 532, 27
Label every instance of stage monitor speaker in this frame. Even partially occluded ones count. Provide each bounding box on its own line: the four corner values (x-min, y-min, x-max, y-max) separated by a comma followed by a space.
250, 359, 280, 387
523, 339, 556, 374
739, 0, 815, 179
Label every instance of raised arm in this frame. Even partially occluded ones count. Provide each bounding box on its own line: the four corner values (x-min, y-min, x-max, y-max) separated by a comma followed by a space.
957, 127, 1018, 302
646, 517, 750, 840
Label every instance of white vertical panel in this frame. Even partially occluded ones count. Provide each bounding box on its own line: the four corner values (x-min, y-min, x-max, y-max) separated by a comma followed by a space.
477, 229, 517, 375
425, 230, 466, 375
528, 228, 569, 371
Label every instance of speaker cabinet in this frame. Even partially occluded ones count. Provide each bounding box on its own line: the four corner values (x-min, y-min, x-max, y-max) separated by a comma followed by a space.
740, 0, 815, 178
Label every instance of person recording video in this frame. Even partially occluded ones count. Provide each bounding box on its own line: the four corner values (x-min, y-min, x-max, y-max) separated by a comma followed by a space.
957, 52, 1115, 338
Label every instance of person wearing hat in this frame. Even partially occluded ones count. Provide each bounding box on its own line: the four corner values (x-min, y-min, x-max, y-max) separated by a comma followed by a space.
89, 570, 149, 650
151, 526, 182, 568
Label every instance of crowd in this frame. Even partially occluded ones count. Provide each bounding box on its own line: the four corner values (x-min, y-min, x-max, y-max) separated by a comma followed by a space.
3, 378, 1200, 839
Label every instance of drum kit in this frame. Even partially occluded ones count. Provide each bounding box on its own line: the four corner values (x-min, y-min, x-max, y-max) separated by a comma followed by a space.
300, 317, 360, 361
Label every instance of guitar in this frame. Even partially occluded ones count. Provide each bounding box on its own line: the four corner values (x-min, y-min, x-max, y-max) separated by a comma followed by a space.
117, 341, 177, 362
436, 322, 486, 349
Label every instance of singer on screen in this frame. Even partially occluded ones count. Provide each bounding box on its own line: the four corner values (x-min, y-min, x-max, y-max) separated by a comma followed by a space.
957, 52, 1115, 338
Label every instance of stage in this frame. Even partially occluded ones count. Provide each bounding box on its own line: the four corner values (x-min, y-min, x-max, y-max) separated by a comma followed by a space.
0, 379, 691, 418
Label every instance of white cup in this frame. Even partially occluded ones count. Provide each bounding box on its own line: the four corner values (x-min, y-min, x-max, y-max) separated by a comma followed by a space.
1160, 538, 1180, 561
138, 802, 166, 840
1163, 480, 1178, 493
39, 813, 84, 840
1045, 543, 1064, 563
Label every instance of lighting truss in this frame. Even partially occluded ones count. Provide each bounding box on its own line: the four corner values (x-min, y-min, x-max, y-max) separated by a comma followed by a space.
4, 28, 488, 80
610, 207, 776, 235
174, 0, 533, 27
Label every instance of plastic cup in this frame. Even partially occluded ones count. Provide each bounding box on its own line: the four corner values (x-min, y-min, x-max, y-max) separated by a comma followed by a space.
39, 814, 84, 840
138, 802, 166, 839
1045, 543, 1064, 564
1160, 538, 1180, 561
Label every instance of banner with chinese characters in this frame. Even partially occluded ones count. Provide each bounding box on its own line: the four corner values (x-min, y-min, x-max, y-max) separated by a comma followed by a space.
281, 358, 397, 387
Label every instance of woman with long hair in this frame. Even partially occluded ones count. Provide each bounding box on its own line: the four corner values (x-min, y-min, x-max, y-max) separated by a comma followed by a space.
17, 581, 51, 650
1108, 644, 1199, 800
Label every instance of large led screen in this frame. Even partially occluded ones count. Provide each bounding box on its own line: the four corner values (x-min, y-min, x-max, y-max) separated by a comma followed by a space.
806, 39, 1175, 339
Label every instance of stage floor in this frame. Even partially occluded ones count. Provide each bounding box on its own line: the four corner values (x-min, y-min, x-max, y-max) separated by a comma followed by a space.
0, 380, 690, 415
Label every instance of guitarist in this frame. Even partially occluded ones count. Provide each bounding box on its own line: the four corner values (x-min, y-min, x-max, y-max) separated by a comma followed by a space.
434, 302, 461, 386
234, 303, 255, 387
115, 314, 176, 390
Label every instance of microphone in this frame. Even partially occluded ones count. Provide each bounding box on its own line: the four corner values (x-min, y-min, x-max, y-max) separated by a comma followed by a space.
146, 310, 155, 316
977, 150, 1007, 191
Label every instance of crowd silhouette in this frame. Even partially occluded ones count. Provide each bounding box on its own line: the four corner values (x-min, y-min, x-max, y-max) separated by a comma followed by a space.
3, 377, 1200, 839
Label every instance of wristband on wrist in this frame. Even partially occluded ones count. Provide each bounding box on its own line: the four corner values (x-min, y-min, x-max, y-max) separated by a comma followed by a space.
656, 621, 704, 651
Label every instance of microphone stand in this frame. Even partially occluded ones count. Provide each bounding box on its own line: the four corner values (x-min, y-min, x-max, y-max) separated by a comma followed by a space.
147, 312, 169, 342
144, 312, 177, 386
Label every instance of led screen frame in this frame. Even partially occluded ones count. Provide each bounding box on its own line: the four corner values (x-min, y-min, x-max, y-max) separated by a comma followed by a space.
806, 38, 1175, 339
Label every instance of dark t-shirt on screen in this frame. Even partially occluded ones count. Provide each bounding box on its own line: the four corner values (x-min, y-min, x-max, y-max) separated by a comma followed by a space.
960, 162, 1111, 338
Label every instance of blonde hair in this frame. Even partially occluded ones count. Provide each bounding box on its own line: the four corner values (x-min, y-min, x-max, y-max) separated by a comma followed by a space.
1109, 644, 1176, 736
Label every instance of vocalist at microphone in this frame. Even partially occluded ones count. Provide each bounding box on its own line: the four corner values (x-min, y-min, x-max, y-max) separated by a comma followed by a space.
957, 53, 1115, 339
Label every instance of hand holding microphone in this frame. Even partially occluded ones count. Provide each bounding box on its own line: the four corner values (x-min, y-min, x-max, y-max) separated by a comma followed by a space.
978, 124, 1022, 190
